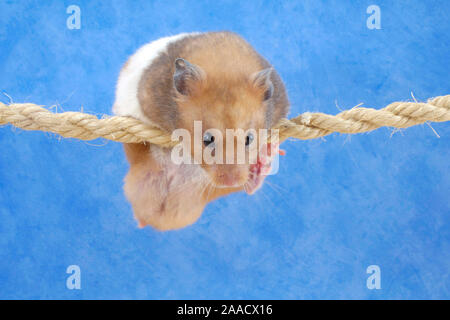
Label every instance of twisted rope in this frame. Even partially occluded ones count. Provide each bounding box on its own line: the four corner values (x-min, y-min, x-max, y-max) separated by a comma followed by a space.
1, 95, 449, 147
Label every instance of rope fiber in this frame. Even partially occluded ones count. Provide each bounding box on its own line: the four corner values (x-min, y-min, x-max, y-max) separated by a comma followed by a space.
1, 95, 449, 147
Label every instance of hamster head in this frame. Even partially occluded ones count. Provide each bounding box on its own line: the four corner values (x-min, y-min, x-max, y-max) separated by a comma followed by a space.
172, 58, 274, 188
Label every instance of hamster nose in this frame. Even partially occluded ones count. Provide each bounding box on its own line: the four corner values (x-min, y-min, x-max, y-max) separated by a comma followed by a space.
217, 172, 240, 187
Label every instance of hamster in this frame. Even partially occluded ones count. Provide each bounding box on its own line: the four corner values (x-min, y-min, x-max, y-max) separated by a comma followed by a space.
113, 31, 289, 230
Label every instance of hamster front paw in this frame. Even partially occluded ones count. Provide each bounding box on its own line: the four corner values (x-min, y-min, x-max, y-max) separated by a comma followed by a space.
245, 142, 285, 195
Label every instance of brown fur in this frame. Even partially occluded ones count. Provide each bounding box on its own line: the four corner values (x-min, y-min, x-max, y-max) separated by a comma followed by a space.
122, 32, 289, 230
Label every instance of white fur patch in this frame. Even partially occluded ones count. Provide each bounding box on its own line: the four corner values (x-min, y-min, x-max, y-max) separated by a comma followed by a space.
112, 32, 199, 123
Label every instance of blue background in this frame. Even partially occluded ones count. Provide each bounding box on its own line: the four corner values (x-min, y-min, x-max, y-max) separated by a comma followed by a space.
0, 0, 449, 299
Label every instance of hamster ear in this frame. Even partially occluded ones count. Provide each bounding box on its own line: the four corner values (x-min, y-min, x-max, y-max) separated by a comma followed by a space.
173, 58, 205, 96
251, 68, 274, 101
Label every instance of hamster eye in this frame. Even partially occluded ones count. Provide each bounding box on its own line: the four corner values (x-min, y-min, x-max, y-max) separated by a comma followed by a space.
203, 131, 215, 147
245, 132, 254, 146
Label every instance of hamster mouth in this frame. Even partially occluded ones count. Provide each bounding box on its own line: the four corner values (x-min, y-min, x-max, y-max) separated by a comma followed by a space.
244, 142, 284, 195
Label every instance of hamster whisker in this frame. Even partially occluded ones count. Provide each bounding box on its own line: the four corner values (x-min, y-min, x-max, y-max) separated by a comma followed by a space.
264, 181, 283, 197
199, 179, 211, 197
256, 186, 273, 204
243, 183, 249, 194
205, 182, 215, 202
265, 180, 287, 194
263, 181, 289, 205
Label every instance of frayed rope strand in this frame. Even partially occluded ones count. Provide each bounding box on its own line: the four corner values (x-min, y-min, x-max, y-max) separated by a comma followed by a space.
0, 95, 449, 147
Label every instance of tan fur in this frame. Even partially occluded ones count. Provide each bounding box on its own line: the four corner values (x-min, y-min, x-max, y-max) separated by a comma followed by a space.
120, 32, 289, 230
172, 33, 272, 186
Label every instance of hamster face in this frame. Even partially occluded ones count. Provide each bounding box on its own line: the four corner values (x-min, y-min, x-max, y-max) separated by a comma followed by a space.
173, 59, 272, 188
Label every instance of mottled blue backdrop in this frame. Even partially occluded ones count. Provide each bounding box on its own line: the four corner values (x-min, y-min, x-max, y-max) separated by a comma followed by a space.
0, 0, 449, 299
